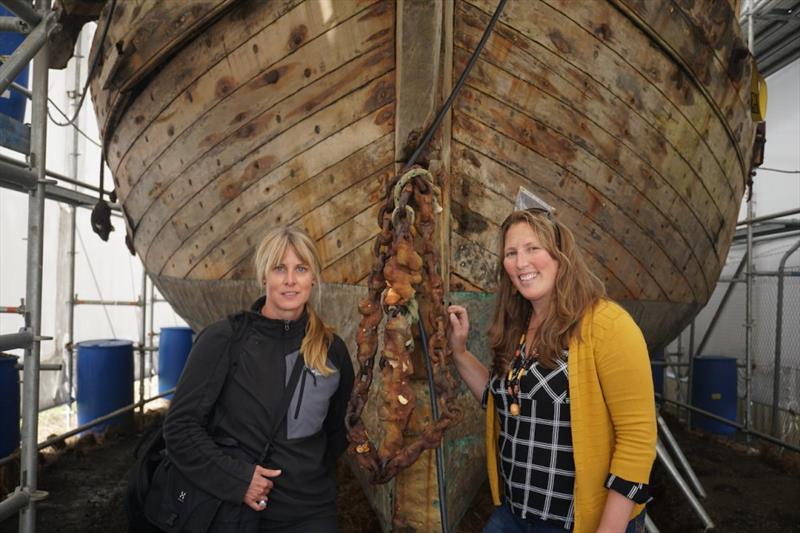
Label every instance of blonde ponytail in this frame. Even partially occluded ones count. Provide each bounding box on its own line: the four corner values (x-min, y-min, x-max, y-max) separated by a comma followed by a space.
301, 304, 336, 376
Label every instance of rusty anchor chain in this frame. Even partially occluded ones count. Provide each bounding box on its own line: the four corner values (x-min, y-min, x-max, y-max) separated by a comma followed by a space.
345, 166, 461, 484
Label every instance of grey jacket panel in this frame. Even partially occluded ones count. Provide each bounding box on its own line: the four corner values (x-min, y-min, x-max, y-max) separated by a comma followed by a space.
285, 351, 341, 440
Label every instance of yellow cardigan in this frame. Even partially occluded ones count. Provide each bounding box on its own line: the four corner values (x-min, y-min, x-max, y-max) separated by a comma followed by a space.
486, 299, 657, 532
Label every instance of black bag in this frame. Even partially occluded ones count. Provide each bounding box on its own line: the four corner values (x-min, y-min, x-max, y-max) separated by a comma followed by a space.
125, 426, 168, 533
133, 345, 306, 533
142, 453, 223, 533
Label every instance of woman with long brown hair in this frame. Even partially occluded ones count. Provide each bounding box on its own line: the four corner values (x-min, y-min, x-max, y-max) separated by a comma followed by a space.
448, 208, 656, 532
161, 225, 354, 532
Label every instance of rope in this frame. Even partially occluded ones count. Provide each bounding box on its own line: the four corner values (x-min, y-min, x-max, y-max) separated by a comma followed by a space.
758, 167, 800, 175
48, 0, 118, 128
47, 98, 103, 148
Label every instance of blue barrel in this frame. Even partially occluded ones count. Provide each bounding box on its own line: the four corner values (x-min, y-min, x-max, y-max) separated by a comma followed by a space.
650, 351, 664, 397
158, 326, 194, 399
0, 7, 30, 120
691, 355, 737, 435
76, 340, 134, 433
0, 354, 20, 458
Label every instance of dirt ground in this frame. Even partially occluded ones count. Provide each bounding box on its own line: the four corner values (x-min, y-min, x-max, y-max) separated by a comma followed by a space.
1, 411, 798, 533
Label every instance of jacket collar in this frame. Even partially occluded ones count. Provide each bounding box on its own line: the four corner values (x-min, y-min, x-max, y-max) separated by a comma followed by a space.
242, 296, 309, 338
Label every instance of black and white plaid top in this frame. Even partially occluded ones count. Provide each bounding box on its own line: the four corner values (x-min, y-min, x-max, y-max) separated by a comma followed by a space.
485, 347, 652, 530
487, 349, 576, 529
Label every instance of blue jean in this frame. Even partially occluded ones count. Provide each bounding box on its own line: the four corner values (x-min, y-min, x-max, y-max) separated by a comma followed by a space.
483, 502, 646, 533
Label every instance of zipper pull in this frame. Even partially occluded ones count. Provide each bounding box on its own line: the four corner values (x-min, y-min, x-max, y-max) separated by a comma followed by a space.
284, 320, 290, 331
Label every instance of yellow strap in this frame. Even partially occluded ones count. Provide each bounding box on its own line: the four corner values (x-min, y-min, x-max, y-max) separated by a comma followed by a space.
485, 394, 501, 506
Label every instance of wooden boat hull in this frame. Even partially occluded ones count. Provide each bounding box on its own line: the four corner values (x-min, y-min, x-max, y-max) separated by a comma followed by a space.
89, 0, 757, 529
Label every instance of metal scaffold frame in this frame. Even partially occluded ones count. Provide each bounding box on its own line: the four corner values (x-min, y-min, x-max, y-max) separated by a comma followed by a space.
0, 2, 171, 529
659, 0, 800, 459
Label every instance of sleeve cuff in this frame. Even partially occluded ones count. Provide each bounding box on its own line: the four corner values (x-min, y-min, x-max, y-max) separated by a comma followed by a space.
481, 385, 490, 409
605, 473, 652, 504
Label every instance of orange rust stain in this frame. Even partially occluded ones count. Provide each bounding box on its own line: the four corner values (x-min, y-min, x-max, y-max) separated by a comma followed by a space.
365, 79, 395, 111
359, 1, 389, 21
200, 132, 223, 149
585, 192, 603, 219
149, 182, 163, 197
367, 27, 391, 43
463, 148, 481, 169
235, 123, 256, 139
220, 180, 240, 201
257, 67, 284, 87
289, 25, 308, 50
231, 111, 247, 125
548, 30, 572, 55
594, 23, 613, 42
375, 107, 394, 126
215, 76, 236, 98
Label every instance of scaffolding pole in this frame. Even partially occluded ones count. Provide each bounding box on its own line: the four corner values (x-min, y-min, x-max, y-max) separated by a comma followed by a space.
0, 15, 30, 33
64, 36, 81, 419
18, 1, 50, 528
0, 9, 55, 96
148, 279, 156, 377
139, 270, 147, 414
657, 414, 707, 498
0, 0, 41, 26
0, 388, 176, 469
687, 320, 696, 428
656, 439, 715, 530
744, 0, 755, 441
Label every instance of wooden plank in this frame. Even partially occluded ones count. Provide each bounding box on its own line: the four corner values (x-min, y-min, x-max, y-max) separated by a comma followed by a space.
455, 85, 700, 302
158, 103, 394, 279
669, 0, 748, 92
88, 0, 146, 133
454, 11, 726, 258
224, 161, 391, 281
297, 163, 393, 242
110, 0, 238, 93
316, 203, 383, 268
440, 0, 454, 299
321, 237, 376, 285
453, 114, 674, 302
610, 0, 753, 180
147, 104, 394, 279
449, 272, 484, 292
147, 82, 394, 275
450, 199, 505, 259
536, 0, 748, 203
450, 144, 635, 299
394, 0, 443, 162
454, 49, 717, 295
113, 0, 389, 199
464, 0, 741, 230
456, 1, 733, 266
450, 231, 498, 291
127, 42, 394, 233
101, 0, 306, 170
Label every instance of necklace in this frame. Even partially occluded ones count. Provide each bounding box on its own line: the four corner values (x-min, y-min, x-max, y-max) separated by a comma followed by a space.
506, 331, 538, 416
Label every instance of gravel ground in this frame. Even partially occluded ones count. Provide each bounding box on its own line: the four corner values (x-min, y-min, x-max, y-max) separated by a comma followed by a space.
1, 412, 798, 533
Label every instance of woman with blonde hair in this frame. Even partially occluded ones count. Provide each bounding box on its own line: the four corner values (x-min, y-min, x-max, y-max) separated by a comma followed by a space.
448, 208, 656, 532
162, 225, 354, 533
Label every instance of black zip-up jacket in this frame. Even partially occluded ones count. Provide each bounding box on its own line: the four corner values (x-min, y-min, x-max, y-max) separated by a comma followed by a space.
163, 298, 354, 525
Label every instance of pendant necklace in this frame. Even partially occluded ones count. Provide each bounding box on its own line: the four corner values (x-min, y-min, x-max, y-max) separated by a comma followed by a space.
506, 331, 538, 416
